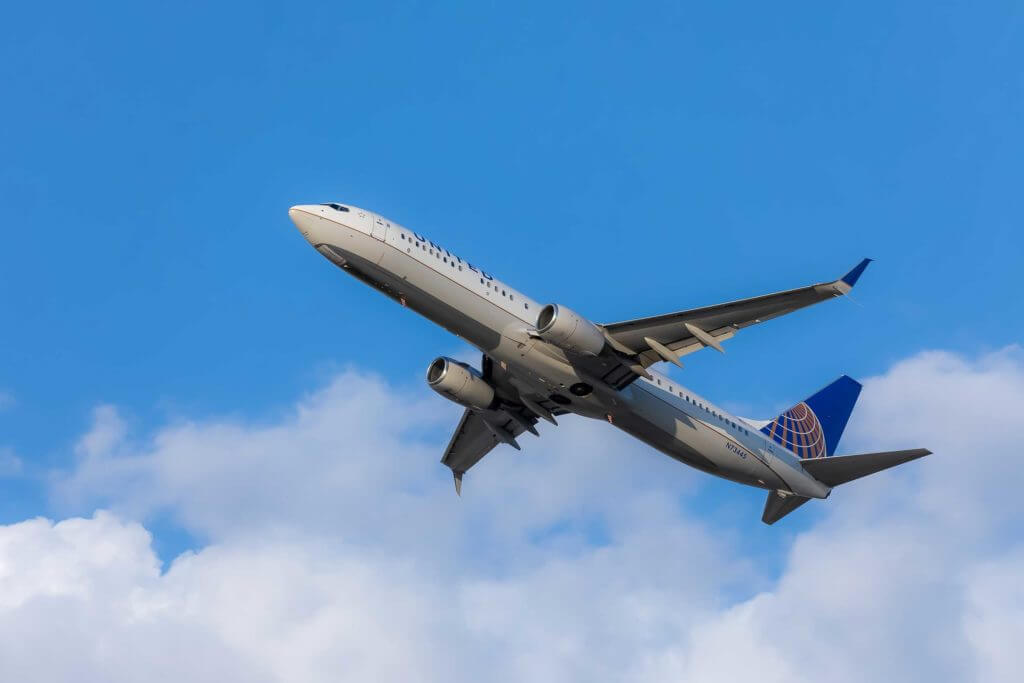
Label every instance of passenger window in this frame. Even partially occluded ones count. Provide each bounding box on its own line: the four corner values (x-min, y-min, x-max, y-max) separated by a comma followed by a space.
524, 303, 529, 309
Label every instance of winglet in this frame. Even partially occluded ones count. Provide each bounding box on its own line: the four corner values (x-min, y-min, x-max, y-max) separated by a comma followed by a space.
453, 470, 463, 496
840, 258, 873, 287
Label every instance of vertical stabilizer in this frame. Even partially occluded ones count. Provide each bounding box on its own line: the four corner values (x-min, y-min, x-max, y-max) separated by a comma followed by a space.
761, 376, 862, 458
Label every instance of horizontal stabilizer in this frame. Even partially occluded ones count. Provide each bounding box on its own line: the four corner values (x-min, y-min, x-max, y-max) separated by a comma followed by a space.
800, 448, 932, 487
762, 491, 811, 525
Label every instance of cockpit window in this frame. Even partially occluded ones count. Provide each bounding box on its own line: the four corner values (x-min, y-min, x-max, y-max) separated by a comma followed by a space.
320, 203, 350, 212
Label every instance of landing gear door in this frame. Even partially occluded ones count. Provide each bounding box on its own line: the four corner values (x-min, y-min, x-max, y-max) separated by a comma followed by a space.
371, 214, 389, 241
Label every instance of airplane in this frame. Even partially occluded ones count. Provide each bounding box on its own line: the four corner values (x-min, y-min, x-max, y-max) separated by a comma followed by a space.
289, 202, 931, 524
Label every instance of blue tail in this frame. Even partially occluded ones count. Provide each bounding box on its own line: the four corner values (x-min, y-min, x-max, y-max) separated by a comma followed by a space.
761, 376, 862, 459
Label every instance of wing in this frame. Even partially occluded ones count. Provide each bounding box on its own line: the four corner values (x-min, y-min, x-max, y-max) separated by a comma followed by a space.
441, 404, 543, 494
440, 353, 569, 494
603, 259, 871, 368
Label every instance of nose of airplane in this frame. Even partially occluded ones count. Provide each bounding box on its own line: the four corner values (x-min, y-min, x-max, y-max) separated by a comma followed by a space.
288, 205, 319, 242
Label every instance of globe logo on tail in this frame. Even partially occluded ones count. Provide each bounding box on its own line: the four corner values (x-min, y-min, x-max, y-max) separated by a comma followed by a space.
763, 402, 827, 459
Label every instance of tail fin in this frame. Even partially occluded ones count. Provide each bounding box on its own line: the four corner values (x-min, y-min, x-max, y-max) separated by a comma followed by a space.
761, 376, 862, 459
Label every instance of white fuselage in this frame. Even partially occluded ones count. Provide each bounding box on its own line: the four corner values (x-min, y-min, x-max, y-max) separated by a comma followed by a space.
289, 204, 830, 499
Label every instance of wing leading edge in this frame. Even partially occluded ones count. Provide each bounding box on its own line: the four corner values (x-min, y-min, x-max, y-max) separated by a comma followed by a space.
601, 259, 872, 368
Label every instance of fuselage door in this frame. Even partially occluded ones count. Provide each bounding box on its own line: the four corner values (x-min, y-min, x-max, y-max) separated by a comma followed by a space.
371, 214, 389, 241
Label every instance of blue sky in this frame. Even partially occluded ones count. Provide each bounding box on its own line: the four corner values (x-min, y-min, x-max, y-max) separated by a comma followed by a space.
1, 3, 1023, 680
4, 1, 1021, 511
2, 0, 1020, 420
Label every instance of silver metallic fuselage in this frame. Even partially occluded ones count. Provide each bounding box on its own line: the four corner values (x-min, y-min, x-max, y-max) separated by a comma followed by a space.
289, 204, 830, 499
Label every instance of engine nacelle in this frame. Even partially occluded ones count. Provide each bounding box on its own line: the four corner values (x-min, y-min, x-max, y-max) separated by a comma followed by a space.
535, 304, 606, 356
426, 357, 496, 411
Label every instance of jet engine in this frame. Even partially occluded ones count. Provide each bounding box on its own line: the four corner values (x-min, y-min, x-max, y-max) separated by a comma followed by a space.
426, 357, 496, 411
535, 304, 606, 356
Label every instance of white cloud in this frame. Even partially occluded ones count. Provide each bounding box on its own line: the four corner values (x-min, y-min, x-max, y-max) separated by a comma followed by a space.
0, 447, 22, 477
2, 348, 1020, 682
53, 369, 705, 568
633, 347, 1024, 683
962, 549, 1024, 682
0, 510, 743, 683
844, 347, 1024, 536
0, 513, 268, 683
74, 404, 127, 461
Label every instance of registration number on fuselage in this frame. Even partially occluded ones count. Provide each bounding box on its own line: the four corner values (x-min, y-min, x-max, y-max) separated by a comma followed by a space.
726, 441, 748, 459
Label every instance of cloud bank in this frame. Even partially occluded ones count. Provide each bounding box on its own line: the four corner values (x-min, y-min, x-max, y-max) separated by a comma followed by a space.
2, 348, 1022, 682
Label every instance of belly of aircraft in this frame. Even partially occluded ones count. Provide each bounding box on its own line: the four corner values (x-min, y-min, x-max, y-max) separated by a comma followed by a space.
612, 385, 786, 491
321, 242, 505, 351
